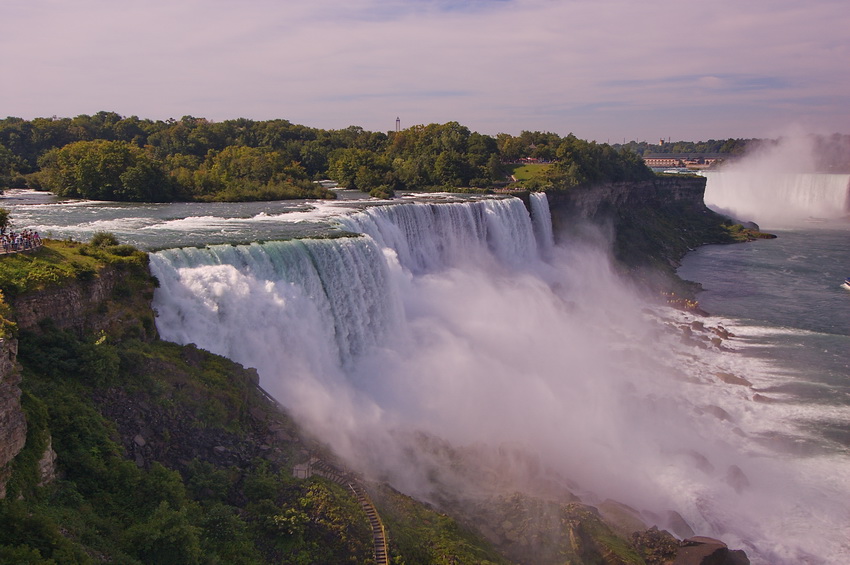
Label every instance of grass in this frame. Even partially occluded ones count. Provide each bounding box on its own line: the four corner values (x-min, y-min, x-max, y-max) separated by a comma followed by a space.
0, 238, 149, 295
0, 241, 102, 296
506, 163, 552, 182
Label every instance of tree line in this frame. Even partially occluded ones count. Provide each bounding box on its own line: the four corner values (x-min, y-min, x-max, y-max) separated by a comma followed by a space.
614, 135, 850, 172
0, 112, 656, 201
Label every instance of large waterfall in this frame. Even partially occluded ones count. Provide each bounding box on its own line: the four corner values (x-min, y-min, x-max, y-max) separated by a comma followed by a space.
150, 194, 849, 564
703, 171, 850, 226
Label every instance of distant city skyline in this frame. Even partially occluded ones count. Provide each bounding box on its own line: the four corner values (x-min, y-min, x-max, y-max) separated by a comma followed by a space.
2, 0, 848, 142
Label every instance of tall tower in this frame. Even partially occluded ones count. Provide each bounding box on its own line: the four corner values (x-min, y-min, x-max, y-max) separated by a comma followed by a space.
395, 117, 400, 132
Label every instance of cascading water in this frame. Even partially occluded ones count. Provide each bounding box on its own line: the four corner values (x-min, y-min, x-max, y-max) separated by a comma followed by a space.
530, 191, 555, 260
703, 171, 850, 226
151, 194, 850, 565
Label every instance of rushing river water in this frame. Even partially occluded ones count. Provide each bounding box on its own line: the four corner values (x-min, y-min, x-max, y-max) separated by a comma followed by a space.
3, 185, 850, 564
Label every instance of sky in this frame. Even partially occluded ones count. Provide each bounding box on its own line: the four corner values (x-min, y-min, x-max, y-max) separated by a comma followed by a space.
2, 0, 849, 142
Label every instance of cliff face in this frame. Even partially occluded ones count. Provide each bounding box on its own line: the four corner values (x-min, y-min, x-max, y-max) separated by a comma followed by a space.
546, 176, 732, 282
14, 267, 128, 335
0, 338, 26, 498
0, 263, 155, 497
11, 264, 157, 339
547, 176, 708, 221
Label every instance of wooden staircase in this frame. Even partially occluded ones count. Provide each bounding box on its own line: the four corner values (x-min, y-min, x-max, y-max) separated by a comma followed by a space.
309, 459, 389, 565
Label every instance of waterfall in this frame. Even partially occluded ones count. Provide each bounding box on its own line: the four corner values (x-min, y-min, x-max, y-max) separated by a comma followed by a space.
703, 171, 850, 225
336, 197, 542, 273
530, 192, 555, 259
150, 236, 404, 377
151, 196, 547, 373
149, 192, 844, 564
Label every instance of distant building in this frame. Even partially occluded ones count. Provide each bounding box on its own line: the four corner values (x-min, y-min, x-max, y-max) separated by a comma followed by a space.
642, 153, 724, 170
643, 157, 683, 168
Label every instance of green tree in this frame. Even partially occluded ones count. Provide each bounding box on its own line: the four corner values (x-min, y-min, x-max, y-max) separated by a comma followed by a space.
125, 502, 202, 565
39, 140, 173, 201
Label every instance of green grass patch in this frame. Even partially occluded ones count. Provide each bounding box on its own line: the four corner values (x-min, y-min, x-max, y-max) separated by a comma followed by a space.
0, 238, 149, 297
722, 222, 776, 242
506, 163, 552, 182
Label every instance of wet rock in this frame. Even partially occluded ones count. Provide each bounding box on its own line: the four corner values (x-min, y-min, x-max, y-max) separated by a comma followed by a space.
725, 465, 750, 494
710, 326, 733, 340
752, 393, 777, 403
714, 372, 752, 387
631, 526, 679, 564
597, 499, 647, 537
686, 450, 715, 475
666, 510, 695, 539
703, 405, 733, 422
674, 536, 750, 564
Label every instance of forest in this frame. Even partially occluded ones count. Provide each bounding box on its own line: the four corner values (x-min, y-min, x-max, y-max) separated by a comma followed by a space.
0, 112, 656, 201
616, 134, 850, 172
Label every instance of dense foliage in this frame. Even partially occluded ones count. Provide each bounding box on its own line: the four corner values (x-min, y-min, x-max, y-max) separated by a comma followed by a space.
0, 112, 659, 201
3, 327, 375, 564
615, 138, 751, 156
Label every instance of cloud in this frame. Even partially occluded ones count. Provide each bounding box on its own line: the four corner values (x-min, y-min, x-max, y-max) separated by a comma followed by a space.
1, 0, 848, 140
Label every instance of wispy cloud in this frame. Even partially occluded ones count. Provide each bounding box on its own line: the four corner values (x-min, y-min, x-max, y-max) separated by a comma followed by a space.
1, 0, 848, 140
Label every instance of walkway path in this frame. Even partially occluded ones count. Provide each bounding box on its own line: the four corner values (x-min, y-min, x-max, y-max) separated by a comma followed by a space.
308, 458, 390, 565
261, 383, 390, 564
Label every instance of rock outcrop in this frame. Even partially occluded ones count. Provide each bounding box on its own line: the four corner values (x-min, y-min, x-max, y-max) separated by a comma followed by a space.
0, 338, 26, 498
11, 266, 154, 338
674, 536, 750, 565
546, 177, 735, 288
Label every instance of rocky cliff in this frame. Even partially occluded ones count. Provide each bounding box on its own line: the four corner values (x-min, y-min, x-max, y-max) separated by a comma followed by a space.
0, 338, 25, 498
546, 176, 737, 293
11, 264, 156, 338
0, 260, 155, 498
548, 176, 709, 219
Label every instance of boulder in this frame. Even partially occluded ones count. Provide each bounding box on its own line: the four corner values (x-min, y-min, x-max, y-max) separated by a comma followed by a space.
714, 372, 752, 387
666, 510, 695, 539
674, 536, 750, 565
725, 465, 750, 494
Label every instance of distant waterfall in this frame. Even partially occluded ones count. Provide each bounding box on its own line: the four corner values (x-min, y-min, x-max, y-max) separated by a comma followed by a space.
703, 171, 850, 225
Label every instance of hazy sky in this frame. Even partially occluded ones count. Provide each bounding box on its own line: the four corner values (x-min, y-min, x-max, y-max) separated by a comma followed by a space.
3, 0, 849, 142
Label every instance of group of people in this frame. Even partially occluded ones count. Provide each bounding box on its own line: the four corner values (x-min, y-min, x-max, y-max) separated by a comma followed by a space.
1, 228, 42, 254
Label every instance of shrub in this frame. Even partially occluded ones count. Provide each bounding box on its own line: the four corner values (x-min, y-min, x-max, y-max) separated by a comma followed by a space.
89, 231, 119, 247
